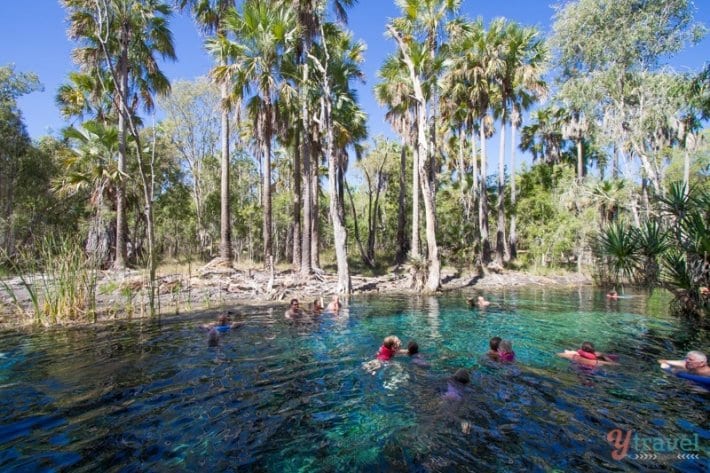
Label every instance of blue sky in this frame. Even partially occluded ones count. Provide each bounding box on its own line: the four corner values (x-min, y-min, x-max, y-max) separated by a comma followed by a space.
2, 0, 708, 155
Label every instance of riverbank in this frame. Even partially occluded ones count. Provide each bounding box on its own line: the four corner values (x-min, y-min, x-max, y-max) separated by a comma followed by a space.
0, 263, 593, 326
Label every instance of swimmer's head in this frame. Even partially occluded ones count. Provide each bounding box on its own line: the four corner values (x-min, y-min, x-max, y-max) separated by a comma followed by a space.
383, 336, 401, 349
453, 368, 470, 385
580, 341, 595, 354
489, 336, 502, 351
499, 339, 513, 353
407, 341, 419, 355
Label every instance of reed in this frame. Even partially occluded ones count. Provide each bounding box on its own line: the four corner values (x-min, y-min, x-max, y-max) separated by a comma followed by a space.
0, 236, 98, 324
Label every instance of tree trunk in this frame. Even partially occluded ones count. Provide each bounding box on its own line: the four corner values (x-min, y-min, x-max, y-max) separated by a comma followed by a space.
114, 34, 129, 270
496, 121, 506, 265
261, 106, 273, 268
292, 127, 302, 269
479, 125, 491, 265
300, 61, 312, 276
471, 128, 479, 240
320, 48, 350, 292
395, 138, 408, 265
219, 81, 232, 263
509, 121, 517, 261
411, 116, 420, 258
311, 160, 320, 269
576, 137, 584, 182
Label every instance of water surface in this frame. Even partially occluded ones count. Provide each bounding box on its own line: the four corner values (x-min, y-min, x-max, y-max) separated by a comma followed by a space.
0, 287, 707, 472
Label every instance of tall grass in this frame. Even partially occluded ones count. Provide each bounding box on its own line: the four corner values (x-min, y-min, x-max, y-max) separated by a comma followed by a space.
0, 236, 99, 324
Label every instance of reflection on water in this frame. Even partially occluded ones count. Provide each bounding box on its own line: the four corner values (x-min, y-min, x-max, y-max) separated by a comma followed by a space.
0, 288, 707, 472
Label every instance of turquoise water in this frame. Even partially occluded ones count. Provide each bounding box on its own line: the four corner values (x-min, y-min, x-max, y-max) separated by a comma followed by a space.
0, 288, 708, 472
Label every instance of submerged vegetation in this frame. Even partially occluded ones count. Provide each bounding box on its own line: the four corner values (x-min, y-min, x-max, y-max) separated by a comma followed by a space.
0, 0, 708, 322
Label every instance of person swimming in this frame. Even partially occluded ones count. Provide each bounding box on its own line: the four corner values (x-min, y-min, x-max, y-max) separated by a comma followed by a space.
326, 295, 341, 312
407, 341, 430, 367
285, 299, 305, 319
443, 368, 471, 401
363, 335, 405, 373
498, 339, 515, 363
377, 336, 403, 361
467, 295, 491, 308
203, 311, 241, 332
557, 341, 617, 367
487, 336, 502, 361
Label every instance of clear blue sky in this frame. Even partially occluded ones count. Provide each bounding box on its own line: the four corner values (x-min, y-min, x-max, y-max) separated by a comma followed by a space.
1, 0, 708, 151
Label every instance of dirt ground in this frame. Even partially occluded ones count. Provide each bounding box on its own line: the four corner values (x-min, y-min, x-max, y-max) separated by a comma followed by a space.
0, 263, 593, 326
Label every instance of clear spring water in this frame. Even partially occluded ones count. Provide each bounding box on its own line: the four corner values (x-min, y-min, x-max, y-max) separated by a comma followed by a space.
0, 288, 708, 472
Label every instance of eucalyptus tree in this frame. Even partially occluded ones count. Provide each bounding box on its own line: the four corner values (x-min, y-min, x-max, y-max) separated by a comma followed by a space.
158, 78, 222, 256
551, 0, 705, 195
63, 0, 176, 271
177, 0, 236, 265
0, 66, 42, 256
306, 22, 365, 292
215, 1, 296, 269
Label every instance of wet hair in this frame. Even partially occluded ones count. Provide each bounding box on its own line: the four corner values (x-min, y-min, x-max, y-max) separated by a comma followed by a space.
687, 351, 707, 364
290, 298, 299, 306
580, 341, 595, 354
407, 341, 419, 355
453, 368, 470, 385
217, 313, 230, 325
489, 336, 502, 351
383, 336, 400, 349
499, 339, 513, 353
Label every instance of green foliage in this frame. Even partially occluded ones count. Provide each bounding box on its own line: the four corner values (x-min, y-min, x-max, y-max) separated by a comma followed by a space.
596, 181, 709, 316
1, 236, 98, 324
598, 222, 641, 285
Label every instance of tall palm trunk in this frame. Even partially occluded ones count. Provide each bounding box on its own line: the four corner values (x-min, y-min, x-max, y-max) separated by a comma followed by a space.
479, 125, 491, 265
219, 80, 232, 263
292, 128, 302, 268
496, 121, 506, 265
311, 160, 320, 269
300, 61, 312, 275
114, 28, 129, 269
261, 105, 273, 268
471, 128, 479, 236
509, 121, 518, 260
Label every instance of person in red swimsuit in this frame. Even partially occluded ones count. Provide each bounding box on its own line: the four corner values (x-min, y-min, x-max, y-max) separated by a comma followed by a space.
377, 336, 403, 361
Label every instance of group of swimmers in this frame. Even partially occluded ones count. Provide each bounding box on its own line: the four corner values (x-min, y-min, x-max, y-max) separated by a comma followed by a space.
284, 296, 340, 319
203, 295, 709, 389
368, 333, 709, 390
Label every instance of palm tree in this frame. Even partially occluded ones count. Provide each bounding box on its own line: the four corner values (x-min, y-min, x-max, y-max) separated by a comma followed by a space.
63, 0, 176, 270
310, 22, 366, 292
504, 23, 547, 261
216, 2, 296, 270
376, 53, 418, 262
178, 0, 236, 265
56, 121, 121, 268
386, 0, 459, 292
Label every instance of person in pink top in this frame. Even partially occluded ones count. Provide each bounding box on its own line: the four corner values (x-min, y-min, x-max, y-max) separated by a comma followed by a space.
498, 339, 515, 363
377, 336, 402, 361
